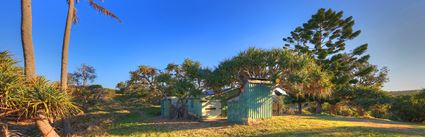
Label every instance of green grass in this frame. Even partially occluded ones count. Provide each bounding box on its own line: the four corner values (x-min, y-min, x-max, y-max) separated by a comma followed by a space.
76, 94, 425, 137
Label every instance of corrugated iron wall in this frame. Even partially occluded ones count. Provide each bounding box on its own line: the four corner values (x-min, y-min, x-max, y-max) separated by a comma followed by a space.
247, 83, 272, 119
187, 98, 202, 118
227, 82, 272, 123
160, 99, 171, 117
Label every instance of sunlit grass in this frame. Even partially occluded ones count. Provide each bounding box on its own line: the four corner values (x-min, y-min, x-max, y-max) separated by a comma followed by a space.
76, 94, 425, 137
105, 114, 425, 137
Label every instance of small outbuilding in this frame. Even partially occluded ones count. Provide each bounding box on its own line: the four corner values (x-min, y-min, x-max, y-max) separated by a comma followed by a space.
160, 96, 222, 120
227, 79, 273, 124
187, 98, 222, 119
160, 96, 177, 118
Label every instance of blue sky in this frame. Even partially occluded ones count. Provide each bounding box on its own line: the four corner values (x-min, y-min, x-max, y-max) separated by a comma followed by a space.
1, 0, 424, 91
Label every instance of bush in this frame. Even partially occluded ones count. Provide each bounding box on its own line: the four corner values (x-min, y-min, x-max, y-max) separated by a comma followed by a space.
1, 51, 81, 120
72, 85, 116, 109
22, 77, 81, 118
369, 104, 391, 119
390, 90, 425, 122
0, 51, 24, 109
336, 105, 357, 116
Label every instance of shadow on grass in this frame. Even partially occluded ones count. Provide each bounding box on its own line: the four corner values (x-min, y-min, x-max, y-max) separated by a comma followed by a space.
69, 94, 425, 136
106, 114, 228, 136
69, 94, 227, 136
69, 94, 157, 136
305, 114, 424, 126
250, 126, 425, 137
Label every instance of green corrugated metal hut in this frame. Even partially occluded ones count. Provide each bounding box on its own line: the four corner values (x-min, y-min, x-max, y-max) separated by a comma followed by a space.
227, 79, 272, 123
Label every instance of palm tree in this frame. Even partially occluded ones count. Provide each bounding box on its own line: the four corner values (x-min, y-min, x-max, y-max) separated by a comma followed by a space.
60, 0, 121, 92
60, 0, 120, 135
21, 0, 36, 79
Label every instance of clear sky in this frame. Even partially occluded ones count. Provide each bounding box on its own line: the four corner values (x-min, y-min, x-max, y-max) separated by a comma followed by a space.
1, 0, 424, 91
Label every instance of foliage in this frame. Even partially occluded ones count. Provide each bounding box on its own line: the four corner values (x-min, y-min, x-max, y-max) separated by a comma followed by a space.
69, 64, 97, 86
390, 90, 425, 122
282, 8, 388, 114
124, 65, 162, 103
70, 0, 122, 24
283, 8, 387, 89
1, 51, 81, 120
158, 59, 208, 118
283, 8, 361, 60
115, 81, 126, 93
348, 87, 392, 117
0, 51, 24, 109
22, 77, 82, 118
210, 47, 275, 93
120, 59, 209, 118
350, 87, 391, 111
274, 49, 334, 113
72, 84, 115, 108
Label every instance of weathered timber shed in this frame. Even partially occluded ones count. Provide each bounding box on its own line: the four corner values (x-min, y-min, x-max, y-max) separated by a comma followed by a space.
227, 79, 273, 123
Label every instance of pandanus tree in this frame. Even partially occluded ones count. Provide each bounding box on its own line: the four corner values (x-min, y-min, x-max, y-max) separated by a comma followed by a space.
126, 65, 162, 103
0, 51, 81, 137
60, 0, 121, 93
274, 49, 333, 114
212, 48, 273, 96
158, 59, 206, 119
20, 0, 36, 79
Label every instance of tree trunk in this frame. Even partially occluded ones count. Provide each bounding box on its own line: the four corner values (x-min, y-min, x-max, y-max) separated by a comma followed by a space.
1, 122, 9, 137
61, 0, 74, 93
35, 114, 60, 137
329, 104, 337, 115
316, 101, 323, 114
62, 118, 72, 136
21, 0, 36, 79
60, 0, 75, 135
357, 107, 365, 117
297, 102, 302, 114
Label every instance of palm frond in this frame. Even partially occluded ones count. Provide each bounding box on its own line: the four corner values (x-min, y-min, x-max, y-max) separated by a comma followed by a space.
88, 0, 122, 22
73, 7, 79, 24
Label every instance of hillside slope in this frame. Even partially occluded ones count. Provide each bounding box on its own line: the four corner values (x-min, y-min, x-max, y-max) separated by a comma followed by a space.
388, 89, 423, 96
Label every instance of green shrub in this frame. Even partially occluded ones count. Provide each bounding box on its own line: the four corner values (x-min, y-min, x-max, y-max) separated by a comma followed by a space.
369, 104, 391, 119
1, 51, 81, 120
336, 105, 357, 116
72, 85, 116, 109
0, 51, 25, 109
22, 77, 81, 118
390, 90, 425, 122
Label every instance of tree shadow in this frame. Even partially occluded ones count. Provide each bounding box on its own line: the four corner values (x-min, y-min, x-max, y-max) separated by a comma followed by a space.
67, 94, 230, 136
106, 115, 230, 136
3, 120, 39, 136
305, 114, 423, 126
250, 126, 425, 137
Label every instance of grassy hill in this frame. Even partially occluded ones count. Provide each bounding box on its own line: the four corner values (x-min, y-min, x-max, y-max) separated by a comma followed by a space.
70, 94, 425, 137
388, 89, 423, 96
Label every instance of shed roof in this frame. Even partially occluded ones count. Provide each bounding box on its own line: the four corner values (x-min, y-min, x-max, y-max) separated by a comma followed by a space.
247, 79, 272, 84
